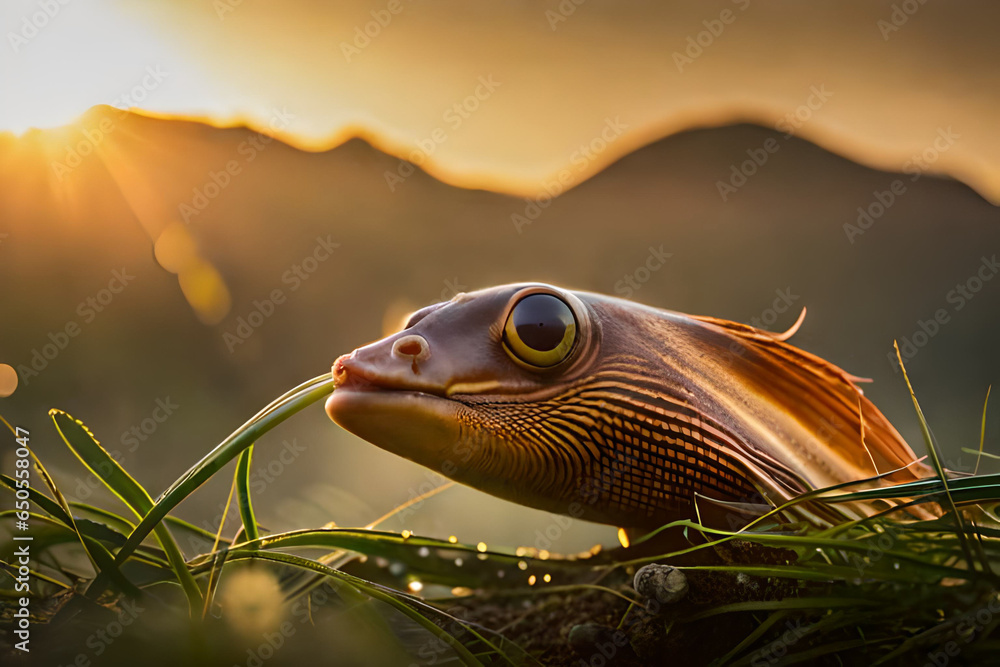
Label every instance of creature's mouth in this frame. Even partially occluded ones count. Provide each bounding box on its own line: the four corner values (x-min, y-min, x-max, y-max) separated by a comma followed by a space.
326, 351, 460, 430
325, 352, 466, 467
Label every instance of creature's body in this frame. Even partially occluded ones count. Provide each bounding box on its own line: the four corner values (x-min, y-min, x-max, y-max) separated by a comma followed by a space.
326, 283, 930, 531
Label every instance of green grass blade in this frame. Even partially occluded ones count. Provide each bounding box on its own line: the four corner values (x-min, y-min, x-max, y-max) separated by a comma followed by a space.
103, 374, 333, 582
4, 514, 144, 595
976, 385, 992, 475
68, 502, 136, 533
51, 409, 204, 612
1, 511, 173, 572
820, 472, 1000, 504
617, 519, 972, 581
962, 448, 1000, 462
67, 501, 227, 554
1, 474, 73, 527
0, 424, 139, 592
219, 527, 543, 584
0, 557, 72, 591
235, 446, 259, 543
50, 410, 156, 521
713, 610, 790, 666
893, 343, 976, 568
686, 597, 881, 622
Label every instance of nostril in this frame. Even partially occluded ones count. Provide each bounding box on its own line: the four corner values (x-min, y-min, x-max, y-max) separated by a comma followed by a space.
392, 334, 431, 362
397, 341, 421, 355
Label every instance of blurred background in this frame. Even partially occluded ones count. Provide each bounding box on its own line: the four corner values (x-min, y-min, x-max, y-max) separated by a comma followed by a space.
1, 0, 999, 556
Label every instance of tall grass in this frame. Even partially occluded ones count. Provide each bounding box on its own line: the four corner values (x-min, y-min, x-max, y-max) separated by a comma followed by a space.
1, 357, 998, 665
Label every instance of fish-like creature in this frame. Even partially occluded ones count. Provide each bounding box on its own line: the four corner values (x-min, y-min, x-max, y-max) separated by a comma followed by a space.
326, 283, 930, 532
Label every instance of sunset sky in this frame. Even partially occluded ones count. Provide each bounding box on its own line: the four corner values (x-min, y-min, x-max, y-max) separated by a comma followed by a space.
3, 0, 999, 200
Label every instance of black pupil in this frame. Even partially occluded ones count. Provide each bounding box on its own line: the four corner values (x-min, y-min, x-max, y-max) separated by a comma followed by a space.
511, 294, 574, 352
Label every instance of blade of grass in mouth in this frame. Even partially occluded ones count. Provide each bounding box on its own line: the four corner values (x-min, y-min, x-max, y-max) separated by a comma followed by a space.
88, 372, 335, 597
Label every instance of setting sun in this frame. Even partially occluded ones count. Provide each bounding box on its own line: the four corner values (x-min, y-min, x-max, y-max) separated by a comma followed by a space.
0, 0, 215, 135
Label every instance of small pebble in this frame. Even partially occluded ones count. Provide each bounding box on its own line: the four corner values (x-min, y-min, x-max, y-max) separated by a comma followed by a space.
633, 563, 688, 604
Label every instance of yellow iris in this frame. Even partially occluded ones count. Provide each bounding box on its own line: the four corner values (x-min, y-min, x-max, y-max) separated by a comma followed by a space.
502, 293, 577, 368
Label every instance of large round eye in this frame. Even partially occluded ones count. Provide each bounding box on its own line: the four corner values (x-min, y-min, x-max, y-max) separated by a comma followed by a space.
503, 293, 577, 368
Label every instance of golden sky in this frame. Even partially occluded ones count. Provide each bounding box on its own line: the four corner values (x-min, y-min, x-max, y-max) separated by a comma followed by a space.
3, 0, 999, 200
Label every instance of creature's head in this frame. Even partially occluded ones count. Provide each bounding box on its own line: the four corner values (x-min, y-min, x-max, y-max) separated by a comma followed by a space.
327, 284, 601, 411
327, 283, 693, 527
326, 283, 929, 529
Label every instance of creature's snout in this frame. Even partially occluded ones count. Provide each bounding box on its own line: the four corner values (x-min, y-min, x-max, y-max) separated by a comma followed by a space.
331, 333, 440, 394
325, 331, 464, 469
